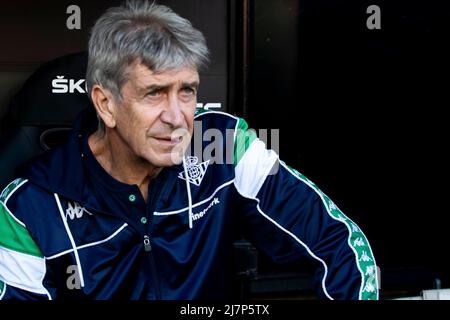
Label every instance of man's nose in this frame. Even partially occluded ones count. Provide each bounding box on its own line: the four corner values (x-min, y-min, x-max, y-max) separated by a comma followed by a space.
160, 94, 184, 128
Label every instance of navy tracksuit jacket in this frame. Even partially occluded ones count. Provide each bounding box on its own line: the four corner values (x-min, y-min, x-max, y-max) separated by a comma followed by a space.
0, 107, 378, 300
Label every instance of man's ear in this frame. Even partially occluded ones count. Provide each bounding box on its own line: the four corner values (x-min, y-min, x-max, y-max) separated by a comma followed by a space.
90, 85, 117, 128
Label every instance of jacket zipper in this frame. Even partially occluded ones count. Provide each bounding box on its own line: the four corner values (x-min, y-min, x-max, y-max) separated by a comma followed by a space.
80, 203, 162, 299
76, 159, 168, 299
143, 172, 167, 300
142, 234, 161, 299
143, 235, 152, 252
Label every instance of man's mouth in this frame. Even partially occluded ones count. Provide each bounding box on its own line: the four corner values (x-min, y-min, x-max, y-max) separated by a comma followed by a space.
153, 136, 183, 147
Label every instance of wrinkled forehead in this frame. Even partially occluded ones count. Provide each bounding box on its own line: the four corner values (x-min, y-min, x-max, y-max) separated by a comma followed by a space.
125, 61, 200, 88
122, 63, 200, 91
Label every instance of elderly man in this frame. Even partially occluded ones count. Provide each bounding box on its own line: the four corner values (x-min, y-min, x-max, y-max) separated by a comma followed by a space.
0, 1, 378, 300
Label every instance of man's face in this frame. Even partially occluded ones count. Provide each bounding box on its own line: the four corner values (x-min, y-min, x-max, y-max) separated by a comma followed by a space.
111, 63, 199, 167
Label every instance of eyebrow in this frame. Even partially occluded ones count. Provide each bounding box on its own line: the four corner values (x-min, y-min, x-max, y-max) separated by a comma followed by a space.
141, 81, 199, 93
181, 81, 200, 89
141, 84, 169, 93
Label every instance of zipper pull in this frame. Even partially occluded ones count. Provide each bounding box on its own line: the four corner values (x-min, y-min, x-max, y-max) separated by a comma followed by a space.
143, 235, 152, 252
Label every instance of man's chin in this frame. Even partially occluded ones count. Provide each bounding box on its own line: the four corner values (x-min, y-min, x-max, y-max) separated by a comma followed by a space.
147, 143, 188, 167
168, 152, 185, 166
151, 152, 184, 167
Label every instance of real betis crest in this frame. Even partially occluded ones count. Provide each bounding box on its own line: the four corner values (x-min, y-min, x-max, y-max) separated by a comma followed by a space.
179, 156, 210, 187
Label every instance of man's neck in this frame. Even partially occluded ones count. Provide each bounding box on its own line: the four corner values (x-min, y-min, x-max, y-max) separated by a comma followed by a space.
88, 130, 162, 202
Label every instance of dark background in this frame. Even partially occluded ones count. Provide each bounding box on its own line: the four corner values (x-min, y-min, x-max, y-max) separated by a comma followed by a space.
245, 0, 449, 296
0, 0, 448, 298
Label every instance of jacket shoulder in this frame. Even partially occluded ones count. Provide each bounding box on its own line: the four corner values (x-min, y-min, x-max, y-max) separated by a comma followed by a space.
0, 178, 57, 228
195, 108, 239, 121
194, 109, 240, 132
0, 178, 28, 204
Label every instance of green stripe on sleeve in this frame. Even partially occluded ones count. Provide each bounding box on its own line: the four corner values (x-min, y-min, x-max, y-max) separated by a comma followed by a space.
0, 202, 43, 258
0, 280, 4, 296
283, 162, 379, 300
194, 107, 209, 116
234, 118, 258, 165
0, 178, 26, 203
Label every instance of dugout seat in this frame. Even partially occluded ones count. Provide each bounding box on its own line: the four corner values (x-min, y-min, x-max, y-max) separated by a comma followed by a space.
0, 51, 90, 189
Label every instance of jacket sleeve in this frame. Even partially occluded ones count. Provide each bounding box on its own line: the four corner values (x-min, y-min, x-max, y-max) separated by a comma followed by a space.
233, 118, 379, 300
0, 179, 53, 300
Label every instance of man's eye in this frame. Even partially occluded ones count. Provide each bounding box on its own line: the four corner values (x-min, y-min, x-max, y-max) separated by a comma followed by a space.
182, 87, 195, 95
147, 90, 162, 97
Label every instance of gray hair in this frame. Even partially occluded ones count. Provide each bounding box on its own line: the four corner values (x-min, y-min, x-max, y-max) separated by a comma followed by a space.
86, 0, 209, 124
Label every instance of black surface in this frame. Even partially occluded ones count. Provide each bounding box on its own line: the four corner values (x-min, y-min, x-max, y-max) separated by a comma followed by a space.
246, 0, 449, 292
